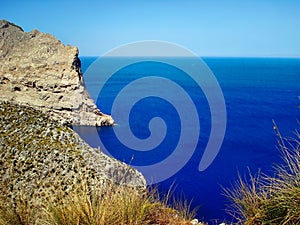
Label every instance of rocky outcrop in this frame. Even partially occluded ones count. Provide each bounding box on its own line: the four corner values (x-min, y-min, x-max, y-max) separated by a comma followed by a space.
0, 101, 146, 207
0, 20, 114, 126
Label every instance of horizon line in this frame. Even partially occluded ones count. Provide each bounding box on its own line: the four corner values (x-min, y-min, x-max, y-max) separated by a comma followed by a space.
79, 55, 300, 58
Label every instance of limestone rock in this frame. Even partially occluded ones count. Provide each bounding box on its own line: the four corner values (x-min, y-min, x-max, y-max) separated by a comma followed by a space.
0, 20, 114, 126
190, 219, 199, 224
0, 101, 146, 207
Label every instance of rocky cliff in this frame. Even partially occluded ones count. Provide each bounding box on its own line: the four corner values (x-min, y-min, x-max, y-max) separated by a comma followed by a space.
0, 101, 146, 207
0, 20, 146, 210
0, 20, 114, 126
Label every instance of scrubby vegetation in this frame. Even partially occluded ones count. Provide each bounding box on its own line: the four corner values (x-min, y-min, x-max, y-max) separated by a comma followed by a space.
0, 101, 201, 224
2, 101, 300, 225
224, 123, 300, 225
0, 181, 199, 225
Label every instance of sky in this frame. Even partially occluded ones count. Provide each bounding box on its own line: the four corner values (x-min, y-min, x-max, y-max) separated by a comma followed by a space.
2, 0, 300, 57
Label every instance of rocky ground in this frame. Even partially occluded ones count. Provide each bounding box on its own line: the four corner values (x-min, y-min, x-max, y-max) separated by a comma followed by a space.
0, 101, 145, 208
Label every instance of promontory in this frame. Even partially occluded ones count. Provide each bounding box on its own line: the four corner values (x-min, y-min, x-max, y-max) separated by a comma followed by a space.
0, 19, 114, 126
0, 20, 146, 214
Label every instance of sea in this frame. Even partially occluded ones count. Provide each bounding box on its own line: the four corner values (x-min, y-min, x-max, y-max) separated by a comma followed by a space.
74, 56, 300, 224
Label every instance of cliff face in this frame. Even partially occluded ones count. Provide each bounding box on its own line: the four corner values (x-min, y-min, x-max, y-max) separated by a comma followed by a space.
0, 20, 146, 211
0, 101, 146, 207
0, 20, 114, 126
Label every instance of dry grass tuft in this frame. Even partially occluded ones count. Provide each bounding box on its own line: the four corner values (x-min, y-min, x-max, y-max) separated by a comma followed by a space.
0, 181, 198, 225
224, 122, 300, 225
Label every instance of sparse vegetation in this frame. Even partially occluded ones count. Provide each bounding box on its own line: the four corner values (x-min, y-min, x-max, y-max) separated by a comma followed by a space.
0, 101, 201, 224
0, 181, 198, 225
224, 122, 300, 225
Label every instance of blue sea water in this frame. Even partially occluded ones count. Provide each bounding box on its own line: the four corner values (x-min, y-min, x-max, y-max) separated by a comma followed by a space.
75, 57, 300, 223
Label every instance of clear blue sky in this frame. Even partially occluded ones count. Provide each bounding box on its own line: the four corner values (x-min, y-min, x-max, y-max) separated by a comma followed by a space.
2, 0, 300, 57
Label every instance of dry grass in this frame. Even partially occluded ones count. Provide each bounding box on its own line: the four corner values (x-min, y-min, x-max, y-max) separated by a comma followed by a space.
0, 193, 39, 225
0, 181, 198, 225
224, 122, 300, 225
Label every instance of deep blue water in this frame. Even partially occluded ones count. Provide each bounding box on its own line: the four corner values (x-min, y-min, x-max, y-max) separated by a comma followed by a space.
75, 57, 300, 224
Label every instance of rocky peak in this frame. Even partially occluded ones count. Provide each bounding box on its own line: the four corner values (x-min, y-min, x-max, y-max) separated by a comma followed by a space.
0, 20, 23, 30
0, 20, 114, 126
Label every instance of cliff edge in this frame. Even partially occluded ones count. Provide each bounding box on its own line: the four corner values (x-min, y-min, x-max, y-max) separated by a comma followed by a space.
0, 20, 146, 209
0, 20, 114, 126
0, 101, 146, 208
